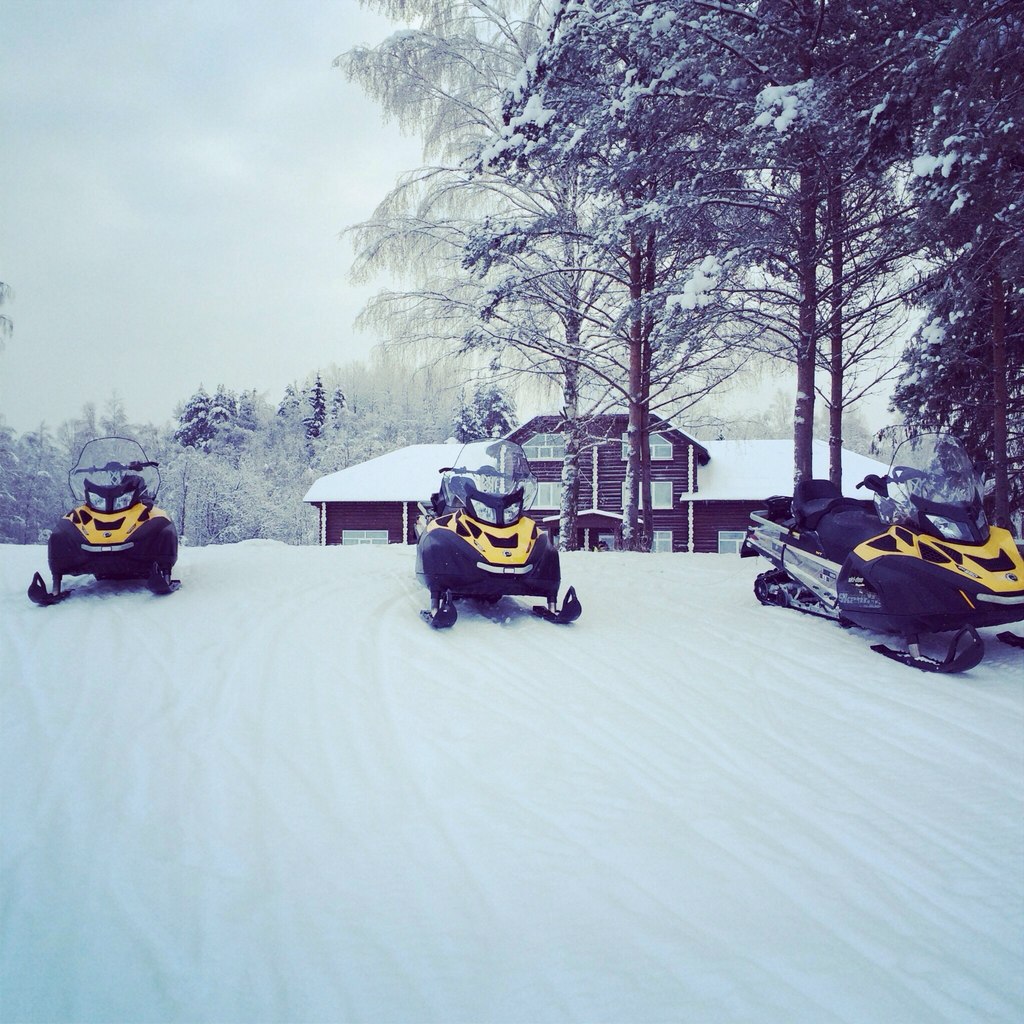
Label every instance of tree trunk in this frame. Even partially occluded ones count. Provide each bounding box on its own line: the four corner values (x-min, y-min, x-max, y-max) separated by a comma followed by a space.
827, 168, 844, 488
637, 232, 656, 551
622, 239, 644, 551
991, 268, 1010, 528
793, 158, 819, 484
558, 350, 582, 552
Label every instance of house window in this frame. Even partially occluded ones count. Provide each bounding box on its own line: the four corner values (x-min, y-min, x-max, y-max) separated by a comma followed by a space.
621, 480, 672, 509
342, 529, 389, 545
620, 432, 673, 461
651, 530, 673, 552
523, 432, 566, 460
535, 481, 563, 508
717, 530, 747, 554
650, 434, 673, 460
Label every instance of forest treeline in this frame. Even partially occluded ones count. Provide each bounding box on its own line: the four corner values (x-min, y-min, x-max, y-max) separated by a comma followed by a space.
0, 360, 517, 546
0, 356, 874, 546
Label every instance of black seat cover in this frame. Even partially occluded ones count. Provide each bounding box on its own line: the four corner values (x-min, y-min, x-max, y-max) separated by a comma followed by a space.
816, 508, 884, 563
793, 478, 882, 561
793, 479, 843, 530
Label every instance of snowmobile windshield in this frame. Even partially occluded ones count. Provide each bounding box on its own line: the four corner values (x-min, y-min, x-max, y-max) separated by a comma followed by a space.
439, 439, 539, 526
875, 434, 988, 543
70, 437, 161, 513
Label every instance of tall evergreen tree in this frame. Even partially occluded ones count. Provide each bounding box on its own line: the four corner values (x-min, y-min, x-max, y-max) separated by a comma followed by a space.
452, 384, 518, 441
278, 383, 302, 420
895, 0, 1024, 526
174, 386, 216, 450
209, 386, 238, 432
478, 0, 749, 546
305, 374, 327, 442
329, 386, 347, 428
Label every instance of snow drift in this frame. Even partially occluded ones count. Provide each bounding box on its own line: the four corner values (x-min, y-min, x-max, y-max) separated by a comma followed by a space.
1, 542, 1021, 1023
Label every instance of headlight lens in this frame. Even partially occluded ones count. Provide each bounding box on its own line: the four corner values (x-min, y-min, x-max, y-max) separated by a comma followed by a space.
87, 490, 106, 512
504, 500, 522, 524
113, 491, 134, 511
927, 515, 973, 542
470, 499, 497, 524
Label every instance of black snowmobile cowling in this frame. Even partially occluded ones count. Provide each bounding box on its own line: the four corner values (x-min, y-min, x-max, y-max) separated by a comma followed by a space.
28, 436, 179, 605
415, 438, 580, 628
741, 433, 1024, 672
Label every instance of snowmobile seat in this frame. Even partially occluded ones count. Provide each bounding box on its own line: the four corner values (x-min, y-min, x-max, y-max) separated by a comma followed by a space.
816, 507, 885, 564
793, 479, 880, 560
793, 479, 845, 530
794, 479, 876, 531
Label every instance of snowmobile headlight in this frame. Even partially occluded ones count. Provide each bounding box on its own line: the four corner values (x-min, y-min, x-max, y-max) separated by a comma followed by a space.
113, 491, 135, 511
927, 515, 974, 543
86, 490, 107, 512
469, 498, 497, 524
503, 500, 522, 525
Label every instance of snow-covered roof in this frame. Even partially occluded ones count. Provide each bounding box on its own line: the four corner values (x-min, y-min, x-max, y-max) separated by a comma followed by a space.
305, 438, 889, 505
686, 439, 888, 501
303, 443, 462, 503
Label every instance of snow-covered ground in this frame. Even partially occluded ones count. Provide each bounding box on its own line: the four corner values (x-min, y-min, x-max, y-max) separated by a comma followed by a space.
2, 541, 1021, 1024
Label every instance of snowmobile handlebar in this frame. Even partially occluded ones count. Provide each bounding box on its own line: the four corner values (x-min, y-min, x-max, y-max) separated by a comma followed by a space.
857, 465, 932, 498
857, 473, 889, 496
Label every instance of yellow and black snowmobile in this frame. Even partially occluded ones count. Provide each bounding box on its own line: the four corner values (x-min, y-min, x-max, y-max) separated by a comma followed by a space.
415, 438, 580, 628
28, 436, 180, 605
741, 433, 1024, 672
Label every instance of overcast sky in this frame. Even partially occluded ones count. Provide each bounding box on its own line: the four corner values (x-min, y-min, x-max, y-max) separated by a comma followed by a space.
1, 0, 423, 435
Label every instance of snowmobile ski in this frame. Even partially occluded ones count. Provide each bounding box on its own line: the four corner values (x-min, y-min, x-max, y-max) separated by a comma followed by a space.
997, 631, 1024, 650
29, 565, 180, 605
421, 589, 458, 629
28, 572, 70, 607
532, 586, 582, 624
870, 627, 984, 675
147, 562, 181, 596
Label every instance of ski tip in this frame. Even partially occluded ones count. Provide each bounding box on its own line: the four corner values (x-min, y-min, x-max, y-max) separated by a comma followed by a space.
28, 572, 63, 606
560, 586, 582, 623
996, 631, 1024, 650
871, 626, 984, 674
422, 591, 457, 628
146, 563, 181, 596
532, 586, 582, 624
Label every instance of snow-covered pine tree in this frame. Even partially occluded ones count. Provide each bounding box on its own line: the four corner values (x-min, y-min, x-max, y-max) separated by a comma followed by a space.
452, 396, 481, 444
452, 384, 518, 442
686, 0, 923, 485
896, 0, 1024, 527
329, 386, 346, 428
3, 426, 64, 542
209, 386, 237, 432
490, 0, 748, 547
277, 383, 302, 420
174, 386, 216, 450
234, 390, 264, 434
305, 374, 327, 442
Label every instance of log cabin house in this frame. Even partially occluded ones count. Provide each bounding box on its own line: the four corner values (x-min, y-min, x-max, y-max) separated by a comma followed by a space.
303, 414, 887, 552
